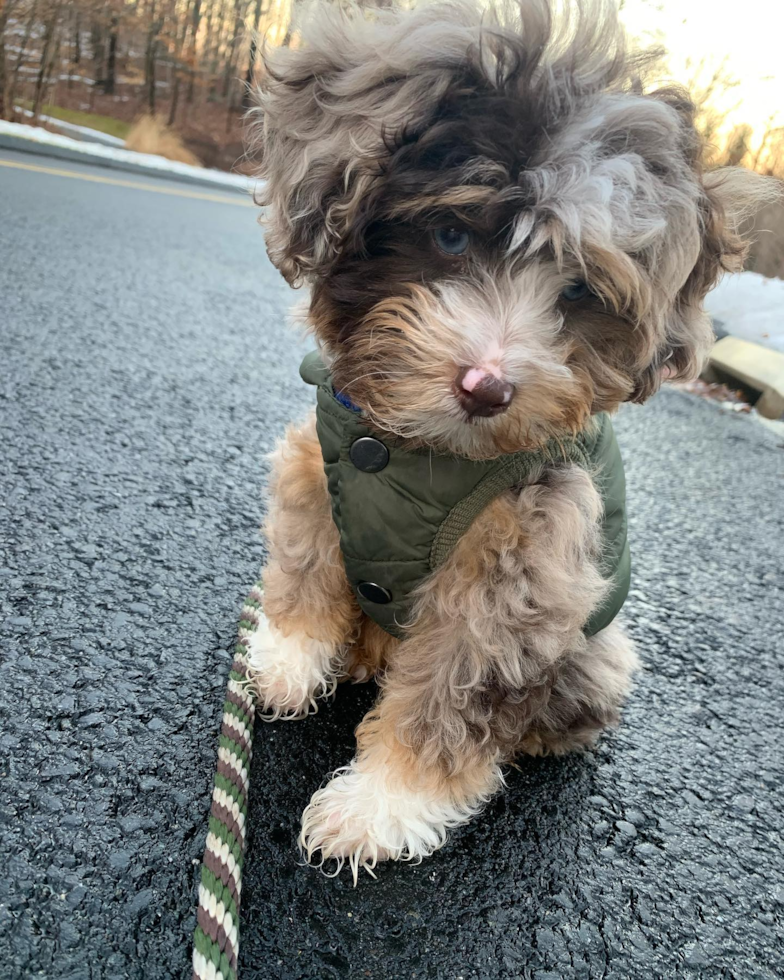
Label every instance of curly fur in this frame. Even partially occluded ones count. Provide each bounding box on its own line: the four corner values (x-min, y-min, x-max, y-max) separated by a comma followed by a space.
260, 412, 359, 647
249, 0, 775, 461
367, 467, 611, 778
245, 0, 774, 876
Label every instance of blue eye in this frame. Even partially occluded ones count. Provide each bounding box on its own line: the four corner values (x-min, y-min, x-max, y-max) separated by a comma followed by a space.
561, 280, 591, 302
434, 227, 470, 255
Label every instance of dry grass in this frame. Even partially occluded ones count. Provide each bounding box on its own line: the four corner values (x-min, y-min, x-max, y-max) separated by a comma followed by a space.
124, 115, 202, 167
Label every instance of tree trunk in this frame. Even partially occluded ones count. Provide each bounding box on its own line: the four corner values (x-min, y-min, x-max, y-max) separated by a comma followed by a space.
0, 0, 23, 119
144, 6, 161, 115
8, 0, 37, 110
32, 12, 59, 121
67, 7, 78, 90
167, 0, 194, 126
168, 73, 180, 125
241, 0, 264, 109
91, 18, 105, 90
0, 16, 7, 121
207, 0, 227, 101
186, 0, 201, 103
201, 0, 216, 99
103, 15, 118, 95
221, 0, 244, 102
146, 38, 157, 114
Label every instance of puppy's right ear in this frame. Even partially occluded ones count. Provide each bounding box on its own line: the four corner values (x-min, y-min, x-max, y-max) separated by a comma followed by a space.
248, 9, 405, 286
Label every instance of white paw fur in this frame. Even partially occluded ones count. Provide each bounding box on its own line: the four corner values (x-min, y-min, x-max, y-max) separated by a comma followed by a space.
300, 757, 502, 883
246, 612, 339, 721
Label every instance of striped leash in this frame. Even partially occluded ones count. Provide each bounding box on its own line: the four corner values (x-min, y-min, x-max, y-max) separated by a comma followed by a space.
192, 583, 262, 980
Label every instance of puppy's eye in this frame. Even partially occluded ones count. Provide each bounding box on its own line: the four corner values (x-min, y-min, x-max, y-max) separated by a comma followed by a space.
433, 227, 470, 255
561, 280, 591, 302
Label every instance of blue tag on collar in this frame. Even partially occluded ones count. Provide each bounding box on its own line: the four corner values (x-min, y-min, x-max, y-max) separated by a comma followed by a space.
333, 388, 362, 413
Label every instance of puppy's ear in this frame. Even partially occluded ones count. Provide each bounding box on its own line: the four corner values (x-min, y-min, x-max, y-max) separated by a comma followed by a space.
248, 33, 342, 284
687, 166, 778, 294
632, 166, 778, 401
248, 8, 437, 286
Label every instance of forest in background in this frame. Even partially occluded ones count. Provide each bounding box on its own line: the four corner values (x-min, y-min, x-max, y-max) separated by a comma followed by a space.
2, 0, 784, 173
0, 0, 782, 273
0, 0, 296, 170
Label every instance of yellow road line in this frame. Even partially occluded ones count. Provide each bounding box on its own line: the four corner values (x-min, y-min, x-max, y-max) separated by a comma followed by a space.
0, 157, 254, 207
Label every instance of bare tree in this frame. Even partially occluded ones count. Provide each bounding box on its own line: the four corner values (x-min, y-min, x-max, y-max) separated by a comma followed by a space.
220, 0, 246, 102
90, 12, 105, 90
186, 0, 201, 103
207, 0, 227, 101
144, 1, 162, 114
7, 0, 39, 113
168, 0, 199, 125
73, 9, 81, 67
241, 0, 264, 109
0, 0, 298, 168
687, 57, 743, 165
1, 0, 31, 119
0, 0, 15, 119
103, 12, 118, 95
719, 124, 753, 168
32, 3, 61, 120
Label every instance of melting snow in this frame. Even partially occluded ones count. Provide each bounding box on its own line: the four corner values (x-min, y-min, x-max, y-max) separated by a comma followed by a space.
705, 271, 784, 354
0, 119, 255, 194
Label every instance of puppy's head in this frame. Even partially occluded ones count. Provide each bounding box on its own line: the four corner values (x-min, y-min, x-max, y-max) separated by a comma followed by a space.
251, 0, 774, 458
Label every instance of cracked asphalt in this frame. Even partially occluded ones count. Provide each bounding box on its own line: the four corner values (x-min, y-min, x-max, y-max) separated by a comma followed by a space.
1, 149, 783, 980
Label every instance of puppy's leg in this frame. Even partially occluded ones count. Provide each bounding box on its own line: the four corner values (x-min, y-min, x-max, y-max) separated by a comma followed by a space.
299, 660, 506, 880
248, 412, 359, 720
342, 618, 398, 684
519, 621, 639, 757
300, 466, 611, 874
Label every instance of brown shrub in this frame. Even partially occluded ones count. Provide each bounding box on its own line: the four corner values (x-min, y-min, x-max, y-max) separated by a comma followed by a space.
124, 115, 202, 167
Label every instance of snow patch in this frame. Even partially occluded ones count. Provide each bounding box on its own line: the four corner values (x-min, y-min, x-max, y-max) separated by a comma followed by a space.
705, 271, 784, 354
15, 107, 125, 147
0, 119, 256, 194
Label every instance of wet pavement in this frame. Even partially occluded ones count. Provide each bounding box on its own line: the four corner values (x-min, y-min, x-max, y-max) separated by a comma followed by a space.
1, 149, 783, 980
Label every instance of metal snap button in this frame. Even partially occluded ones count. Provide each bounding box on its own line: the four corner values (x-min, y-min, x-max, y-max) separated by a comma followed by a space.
357, 582, 393, 604
349, 437, 389, 473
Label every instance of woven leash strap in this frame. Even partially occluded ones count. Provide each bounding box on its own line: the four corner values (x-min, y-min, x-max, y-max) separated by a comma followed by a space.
192, 583, 262, 980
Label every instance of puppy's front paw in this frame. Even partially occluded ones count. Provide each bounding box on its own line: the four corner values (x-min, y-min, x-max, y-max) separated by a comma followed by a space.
299, 760, 478, 882
246, 612, 339, 721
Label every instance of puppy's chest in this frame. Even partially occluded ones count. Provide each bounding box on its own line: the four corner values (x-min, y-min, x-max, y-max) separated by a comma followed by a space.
301, 351, 630, 640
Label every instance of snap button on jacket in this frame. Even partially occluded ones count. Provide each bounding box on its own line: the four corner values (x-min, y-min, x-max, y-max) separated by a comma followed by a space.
301, 351, 631, 639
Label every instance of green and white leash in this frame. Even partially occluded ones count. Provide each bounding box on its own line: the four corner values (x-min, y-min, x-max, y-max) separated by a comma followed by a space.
192, 583, 262, 980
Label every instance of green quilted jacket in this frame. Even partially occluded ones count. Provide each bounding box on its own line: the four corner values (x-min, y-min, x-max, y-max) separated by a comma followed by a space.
300, 351, 630, 639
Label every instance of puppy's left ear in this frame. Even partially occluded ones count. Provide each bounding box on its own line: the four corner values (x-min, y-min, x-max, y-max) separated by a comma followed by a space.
632, 165, 779, 400
689, 166, 778, 289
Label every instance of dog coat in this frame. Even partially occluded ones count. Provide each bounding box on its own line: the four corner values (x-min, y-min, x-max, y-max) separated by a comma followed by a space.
301, 351, 630, 638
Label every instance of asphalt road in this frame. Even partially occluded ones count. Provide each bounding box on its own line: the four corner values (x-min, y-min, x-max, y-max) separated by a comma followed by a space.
1, 149, 783, 980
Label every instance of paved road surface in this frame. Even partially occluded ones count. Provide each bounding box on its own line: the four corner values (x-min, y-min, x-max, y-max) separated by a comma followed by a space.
1, 149, 783, 980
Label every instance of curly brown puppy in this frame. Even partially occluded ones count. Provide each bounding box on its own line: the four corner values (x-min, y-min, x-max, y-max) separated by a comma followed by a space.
246, 0, 770, 880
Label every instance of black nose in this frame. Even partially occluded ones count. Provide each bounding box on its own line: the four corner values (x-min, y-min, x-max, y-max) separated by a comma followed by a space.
454, 366, 516, 418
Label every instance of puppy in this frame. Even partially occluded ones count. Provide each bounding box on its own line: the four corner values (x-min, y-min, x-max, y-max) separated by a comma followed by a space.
246, 0, 769, 880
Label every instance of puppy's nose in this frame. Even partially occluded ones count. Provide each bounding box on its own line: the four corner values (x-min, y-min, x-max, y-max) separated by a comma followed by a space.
454, 366, 516, 417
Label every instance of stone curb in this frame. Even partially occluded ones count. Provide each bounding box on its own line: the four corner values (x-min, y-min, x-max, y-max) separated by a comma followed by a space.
0, 129, 253, 196
703, 335, 784, 420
